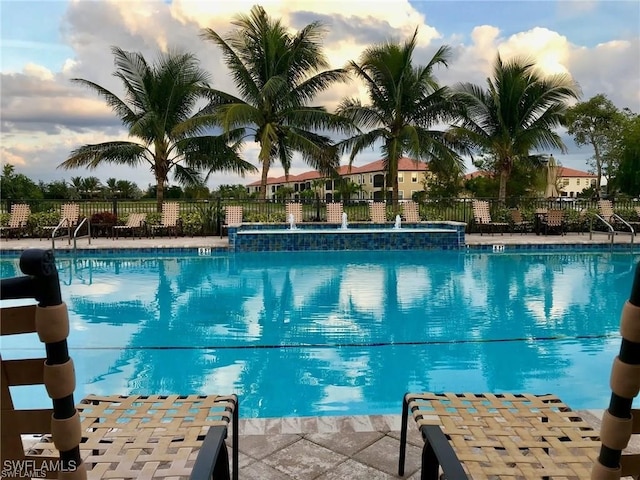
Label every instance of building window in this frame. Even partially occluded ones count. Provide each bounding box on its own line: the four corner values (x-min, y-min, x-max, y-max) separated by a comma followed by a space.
411, 173, 418, 183
591, 179, 597, 186
398, 173, 404, 183
576, 179, 581, 185
562, 179, 570, 186
369, 174, 373, 184
271, 186, 276, 193
398, 191, 404, 199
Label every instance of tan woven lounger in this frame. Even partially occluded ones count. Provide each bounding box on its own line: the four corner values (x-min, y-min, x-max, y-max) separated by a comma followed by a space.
1, 249, 238, 480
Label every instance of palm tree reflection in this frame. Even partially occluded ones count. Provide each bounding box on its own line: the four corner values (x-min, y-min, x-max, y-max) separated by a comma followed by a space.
47, 251, 638, 416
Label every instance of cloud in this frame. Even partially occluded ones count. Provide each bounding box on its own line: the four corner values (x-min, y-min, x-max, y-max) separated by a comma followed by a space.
1, 0, 638, 189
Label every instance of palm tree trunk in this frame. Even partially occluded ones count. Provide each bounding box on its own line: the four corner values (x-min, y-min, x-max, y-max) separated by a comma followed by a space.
156, 177, 165, 212
498, 169, 508, 203
259, 155, 270, 201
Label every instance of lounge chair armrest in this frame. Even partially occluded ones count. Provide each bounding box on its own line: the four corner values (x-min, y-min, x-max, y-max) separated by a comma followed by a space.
189, 425, 230, 480
420, 424, 468, 480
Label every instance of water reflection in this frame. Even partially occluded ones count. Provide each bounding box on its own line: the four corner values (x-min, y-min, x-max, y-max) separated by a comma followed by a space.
1, 251, 638, 416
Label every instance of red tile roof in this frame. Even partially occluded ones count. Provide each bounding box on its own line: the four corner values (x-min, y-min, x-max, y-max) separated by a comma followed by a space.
557, 167, 596, 178
247, 157, 428, 186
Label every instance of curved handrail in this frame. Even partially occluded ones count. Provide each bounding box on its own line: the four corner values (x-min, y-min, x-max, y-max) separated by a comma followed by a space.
611, 213, 635, 243
72, 217, 91, 252
50, 217, 71, 249
592, 214, 616, 244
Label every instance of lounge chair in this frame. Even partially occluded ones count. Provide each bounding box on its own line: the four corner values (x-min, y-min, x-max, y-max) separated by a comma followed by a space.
41, 203, 81, 242
472, 200, 508, 235
0, 203, 30, 240
221, 205, 243, 238
286, 202, 303, 224
597, 200, 636, 236
541, 208, 565, 235
113, 212, 146, 239
0, 249, 238, 480
399, 261, 640, 479
592, 260, 640, 479
509, 208, 531, 235
402, 201, 420, 223
326, 202, 343, 224
150, 202, 181, 238
369, 202, 387, 223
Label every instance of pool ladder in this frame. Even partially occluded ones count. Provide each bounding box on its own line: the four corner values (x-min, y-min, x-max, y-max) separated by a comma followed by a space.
50, 217, 91, 252
590, 215, 635, 245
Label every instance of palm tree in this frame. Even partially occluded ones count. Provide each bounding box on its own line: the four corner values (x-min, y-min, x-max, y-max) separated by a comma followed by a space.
59, 47, 255, 211
337, 29, 465, 207
201, 5, 351, 200
451, 55, 580, 202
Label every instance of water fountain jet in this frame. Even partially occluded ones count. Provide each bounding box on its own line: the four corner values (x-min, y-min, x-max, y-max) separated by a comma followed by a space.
287, 214, 297, 230
340, 212, 348, 230
393, 215, 402, 230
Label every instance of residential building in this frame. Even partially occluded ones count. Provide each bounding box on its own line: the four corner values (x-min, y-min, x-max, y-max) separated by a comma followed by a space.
463, 166, 598, 198
246, 158, 432, 201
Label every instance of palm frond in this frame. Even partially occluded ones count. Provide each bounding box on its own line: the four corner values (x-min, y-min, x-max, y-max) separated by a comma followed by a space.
59, 142, 150, 170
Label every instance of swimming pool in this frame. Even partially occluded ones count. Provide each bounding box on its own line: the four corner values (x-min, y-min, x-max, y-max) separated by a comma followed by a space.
2, 249, 638, 418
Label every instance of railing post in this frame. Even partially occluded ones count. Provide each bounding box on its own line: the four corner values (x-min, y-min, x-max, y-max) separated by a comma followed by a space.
112, 198, 118, 219
216, 196, 222, 236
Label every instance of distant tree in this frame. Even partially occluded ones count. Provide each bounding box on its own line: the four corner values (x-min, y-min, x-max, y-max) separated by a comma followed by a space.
116, 180, 142, 199
216, 184, 249, 199
337, 30, 465, 207
274, 186, 295, 201
0, 164, 43, 200
40, 180, 70, 199
165, 186, 184, 199
59, 47, 254, 211
451, 55, 580, 202
183, 183, 210, 199
615, 112, 640, 197
202, 6, 350, 200
564, 94, 625, 192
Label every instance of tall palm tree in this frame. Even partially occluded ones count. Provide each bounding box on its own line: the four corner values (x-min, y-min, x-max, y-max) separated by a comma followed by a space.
451, 55, 580, 202
59, 47, 255, 211
201, 5, 351, 200
337, 29, 465, 207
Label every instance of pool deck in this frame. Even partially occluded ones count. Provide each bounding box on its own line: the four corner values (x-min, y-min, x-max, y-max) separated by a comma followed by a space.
2, 232, 638, 478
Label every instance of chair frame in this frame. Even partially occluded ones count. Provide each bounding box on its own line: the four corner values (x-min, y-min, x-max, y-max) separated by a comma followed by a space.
150, 202, 181, 238
472, 200, 508, 235
1, 249, 239, 480
542, 208, 566, 236
221, 205, 243, 238
326, 202, 343, 224
402, 201, 420, 223
399, 392, 600, 480
0, 203, 31, 240
113, 212, 147, 239
286, 203, 303, 224
369, 202, 387, 223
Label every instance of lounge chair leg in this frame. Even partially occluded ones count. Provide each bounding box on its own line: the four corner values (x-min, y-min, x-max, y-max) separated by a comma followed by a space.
233, 401, 239, 480
421, 439, 440, 480
398, 394, 409, 476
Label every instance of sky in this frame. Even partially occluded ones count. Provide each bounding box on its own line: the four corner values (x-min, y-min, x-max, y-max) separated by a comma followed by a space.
1, 0, 639, 191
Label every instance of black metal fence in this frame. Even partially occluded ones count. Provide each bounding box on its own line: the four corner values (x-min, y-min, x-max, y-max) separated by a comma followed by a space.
2, 197, 639, 236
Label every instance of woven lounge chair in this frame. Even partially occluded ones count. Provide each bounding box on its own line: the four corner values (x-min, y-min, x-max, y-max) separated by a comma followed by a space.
221, 205, 243, 238
286, 202, 303, 224
369, 202, 387, 223
0, 203, 30, 240
398, 262, 640, 480
113, 212, 146, 239
41, 203, 81, 243
403, 201, 420, 223
1, 249, 239, 480
598, 200, 636, 236
472, 200, 508, 235
592, 260, 640, 479
150, 202, 181, 238
509, 209, 531, 235
326, 202, 343, 224
541, 208, 566, 235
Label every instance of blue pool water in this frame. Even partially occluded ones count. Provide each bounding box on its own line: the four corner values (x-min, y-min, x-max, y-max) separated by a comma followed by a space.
2, 249, 639, 418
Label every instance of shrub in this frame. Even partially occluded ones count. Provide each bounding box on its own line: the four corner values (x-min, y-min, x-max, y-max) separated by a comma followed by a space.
90, 211, 118, 225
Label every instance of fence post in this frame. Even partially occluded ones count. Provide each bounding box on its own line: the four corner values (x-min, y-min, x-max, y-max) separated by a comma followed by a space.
216, 196, 222, 236
112, 198, 118, 219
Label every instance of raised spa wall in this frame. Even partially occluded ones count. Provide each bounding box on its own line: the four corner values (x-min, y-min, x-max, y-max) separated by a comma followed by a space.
228, 221, 466, 252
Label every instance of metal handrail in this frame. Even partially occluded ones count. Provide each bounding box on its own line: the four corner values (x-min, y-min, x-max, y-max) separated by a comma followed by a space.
592, 214, 635, 245
72, 218, 91, 252
50, 217, 72, 249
